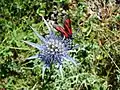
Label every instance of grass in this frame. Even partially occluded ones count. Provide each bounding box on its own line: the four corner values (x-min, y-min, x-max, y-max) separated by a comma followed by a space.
0, 0, 120, 90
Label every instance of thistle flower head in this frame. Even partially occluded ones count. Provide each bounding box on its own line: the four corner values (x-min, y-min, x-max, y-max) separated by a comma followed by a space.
23, 16, 77, 78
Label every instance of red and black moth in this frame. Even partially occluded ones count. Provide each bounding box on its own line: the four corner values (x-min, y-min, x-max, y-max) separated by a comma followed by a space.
53, 17, 72, 38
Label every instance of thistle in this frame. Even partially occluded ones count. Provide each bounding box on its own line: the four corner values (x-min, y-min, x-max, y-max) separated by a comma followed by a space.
23, 16, 77, 79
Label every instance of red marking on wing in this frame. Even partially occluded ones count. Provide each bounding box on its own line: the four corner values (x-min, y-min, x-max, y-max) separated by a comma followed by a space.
55, 25, 69, 38
64, 18, 72, 36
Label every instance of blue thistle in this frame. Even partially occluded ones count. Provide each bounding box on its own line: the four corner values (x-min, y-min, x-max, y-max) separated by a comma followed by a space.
23, 16, 77, 79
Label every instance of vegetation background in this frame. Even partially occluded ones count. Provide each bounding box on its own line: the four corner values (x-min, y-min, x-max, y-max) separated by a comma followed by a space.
0, 0, 120, 90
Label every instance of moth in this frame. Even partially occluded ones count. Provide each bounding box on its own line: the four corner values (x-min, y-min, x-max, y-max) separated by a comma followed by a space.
53, 17, 72, 38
